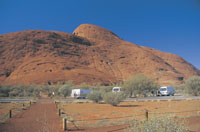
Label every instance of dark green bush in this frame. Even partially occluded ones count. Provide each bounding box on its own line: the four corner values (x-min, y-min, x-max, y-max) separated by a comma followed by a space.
8, 86, 24, 97
0, 93, 8, 97
0, 85, 41, 97
0, 86, 10, 97
9, 89, 21, 97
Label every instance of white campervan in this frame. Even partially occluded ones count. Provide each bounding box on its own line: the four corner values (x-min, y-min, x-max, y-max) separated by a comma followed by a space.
159, 86, 174, 96
71, 89, 91, 99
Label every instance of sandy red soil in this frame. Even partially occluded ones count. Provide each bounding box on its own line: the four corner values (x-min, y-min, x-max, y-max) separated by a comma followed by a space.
59, 100, 200, 132
184, 116, 200, 132
0, 100, 200, 132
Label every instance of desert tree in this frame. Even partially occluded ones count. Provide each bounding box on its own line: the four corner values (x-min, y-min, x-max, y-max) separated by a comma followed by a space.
185, 76, 200, 96
123, 74, 159, 97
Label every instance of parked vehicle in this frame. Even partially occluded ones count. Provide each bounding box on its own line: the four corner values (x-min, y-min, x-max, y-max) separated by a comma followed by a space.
159, 86, 174, 96
71, 89, 91, 99
112, 87, 121, 92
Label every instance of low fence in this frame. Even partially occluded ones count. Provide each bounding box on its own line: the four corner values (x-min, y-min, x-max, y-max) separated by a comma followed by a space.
54, 100, 200, 131
61, 109, 200, 131
0, 101, 33, 123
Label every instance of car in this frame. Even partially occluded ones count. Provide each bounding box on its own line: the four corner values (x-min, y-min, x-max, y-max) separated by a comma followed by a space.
159, 86, 175, 96
112, 87, 121, 92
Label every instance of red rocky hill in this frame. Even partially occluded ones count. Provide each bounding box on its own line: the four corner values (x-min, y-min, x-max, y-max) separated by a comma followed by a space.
0, 24, 199, 85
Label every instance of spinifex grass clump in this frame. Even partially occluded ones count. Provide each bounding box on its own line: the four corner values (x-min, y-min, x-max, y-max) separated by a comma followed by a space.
126, 116, 188, 132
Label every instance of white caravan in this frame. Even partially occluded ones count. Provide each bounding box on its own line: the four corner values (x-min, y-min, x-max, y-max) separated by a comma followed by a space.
112, 87, 121, 92
159, 86, 174, 96
71, 89, 91, 99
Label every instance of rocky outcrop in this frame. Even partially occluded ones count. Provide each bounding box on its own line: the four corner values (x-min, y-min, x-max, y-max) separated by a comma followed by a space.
0, 24, 199, 85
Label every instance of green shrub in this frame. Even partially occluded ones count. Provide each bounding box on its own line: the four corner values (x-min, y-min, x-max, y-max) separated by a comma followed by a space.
8, 85, 25, 97
0, 85, 52, 97
32, 86, 40, 97
0, 93, 8, 97
9, 89, 21, 97
123, 74, 159, 97
87, 91, 103, 103
103, 92, 126, 106
174, 84, 185, 94
0, 86, 10, 97
126, 116, 188, 132
58, 81, 75, 97
185, 76, 200, 96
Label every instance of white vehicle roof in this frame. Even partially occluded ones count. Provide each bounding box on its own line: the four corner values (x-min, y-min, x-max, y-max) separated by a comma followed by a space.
160, 86, 173, 88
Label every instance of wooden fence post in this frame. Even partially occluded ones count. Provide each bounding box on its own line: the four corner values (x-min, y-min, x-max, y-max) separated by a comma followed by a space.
9, 110, 12, 118
59, 109, 61, 116
145, 110, 148, 121
22, 103, 25, 110
63, 118, 67, 131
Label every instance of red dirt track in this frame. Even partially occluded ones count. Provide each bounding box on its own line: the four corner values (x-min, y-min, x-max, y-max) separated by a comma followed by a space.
0, 102, 64, 132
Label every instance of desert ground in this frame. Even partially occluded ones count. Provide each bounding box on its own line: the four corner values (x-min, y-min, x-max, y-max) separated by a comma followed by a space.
58, 100, 200, 131
0, 99, 200, 132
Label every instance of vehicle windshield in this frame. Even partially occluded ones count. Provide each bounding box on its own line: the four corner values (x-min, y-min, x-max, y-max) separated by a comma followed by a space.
113, 89, 119, 92
160, 88, 167, 91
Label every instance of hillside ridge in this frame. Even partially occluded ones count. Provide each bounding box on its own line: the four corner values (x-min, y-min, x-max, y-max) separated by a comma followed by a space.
0, 24, 199, 85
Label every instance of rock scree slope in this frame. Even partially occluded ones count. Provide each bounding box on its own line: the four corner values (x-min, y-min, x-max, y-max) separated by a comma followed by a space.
0, 24, 199, 85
